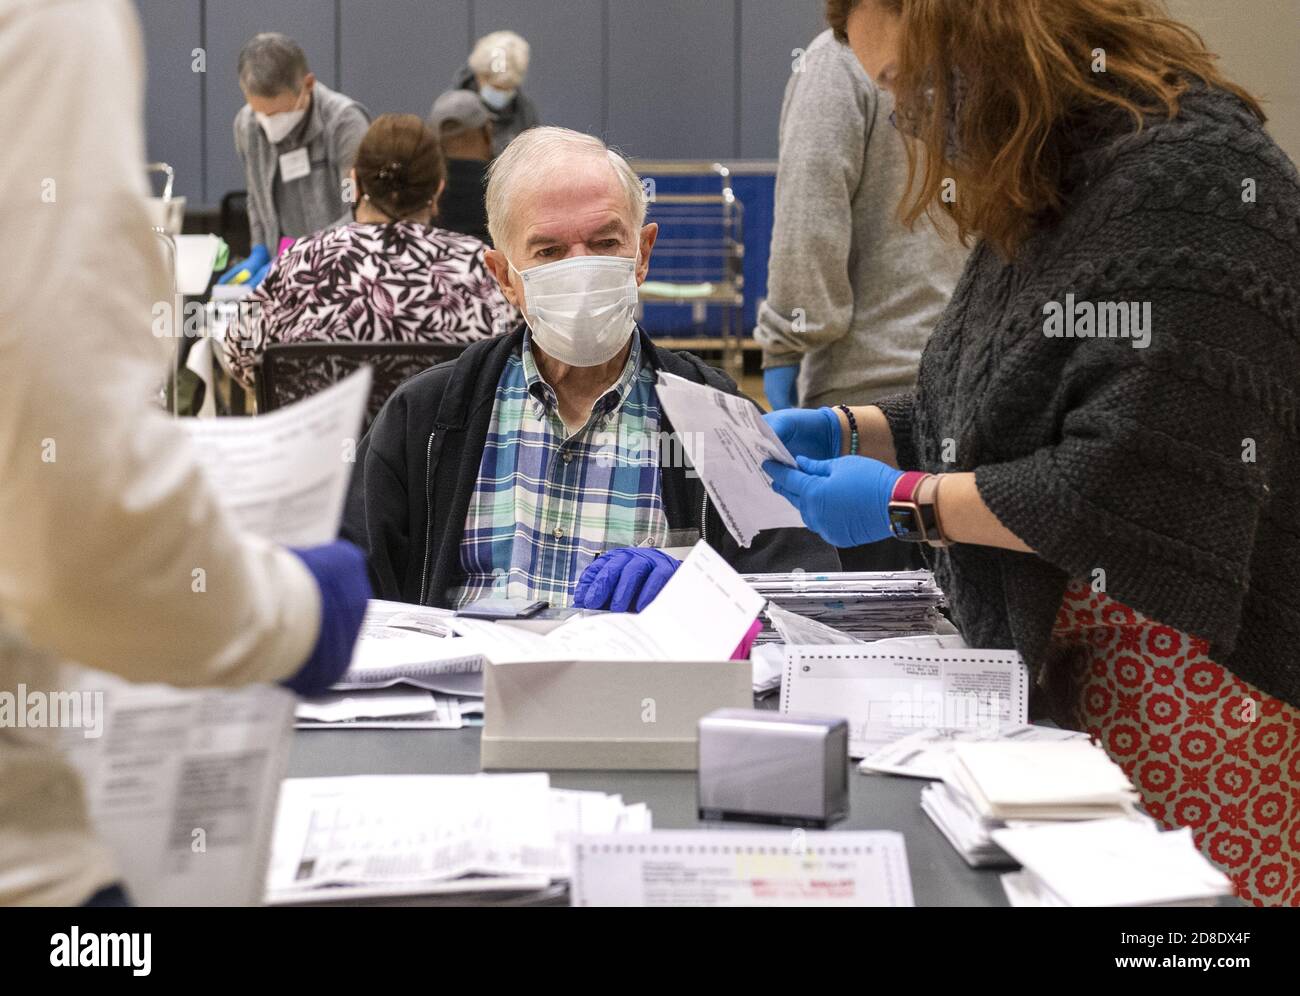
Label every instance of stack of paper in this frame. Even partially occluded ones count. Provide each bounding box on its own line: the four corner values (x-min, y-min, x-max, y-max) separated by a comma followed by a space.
860, 724, 1088, 780
744, 571, 946, 645
264, 774, 651, 904
295, 599, 485, 729
995, 820, 1232, 907
921, 739, 1147, 867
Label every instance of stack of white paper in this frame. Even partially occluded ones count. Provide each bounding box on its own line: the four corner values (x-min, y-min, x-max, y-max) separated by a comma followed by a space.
860, 723, 1088, 780
745, 570, 946, 645
265, 774, 651, 904
994, 820, 1232, 907
296, 600, 485, 728
921, 739, 1148, 868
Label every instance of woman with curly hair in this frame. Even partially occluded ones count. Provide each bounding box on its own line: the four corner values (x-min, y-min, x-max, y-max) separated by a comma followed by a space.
766, 0, 1300, 906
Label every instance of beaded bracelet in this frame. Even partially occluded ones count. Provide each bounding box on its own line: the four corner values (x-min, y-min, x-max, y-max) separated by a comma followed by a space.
836, 404, 860, 457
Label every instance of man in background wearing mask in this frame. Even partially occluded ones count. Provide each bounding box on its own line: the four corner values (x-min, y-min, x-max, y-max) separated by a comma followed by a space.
452, 30, 539, 157
219, 33, 371, 288
342, 127, 837, 613
428, 89, 495, 244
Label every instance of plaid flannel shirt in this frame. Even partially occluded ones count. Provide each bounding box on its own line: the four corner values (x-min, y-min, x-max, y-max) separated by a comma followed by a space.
447, 332, 670, 608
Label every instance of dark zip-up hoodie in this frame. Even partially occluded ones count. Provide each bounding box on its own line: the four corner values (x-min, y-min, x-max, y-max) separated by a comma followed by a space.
341, 325, 840, 607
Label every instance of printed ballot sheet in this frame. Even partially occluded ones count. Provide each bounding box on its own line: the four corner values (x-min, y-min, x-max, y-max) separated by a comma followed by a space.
180, 367, 372, 545
570, 831, 914, 907
782, 645, 1029, 757
265, 774, 651, 903
449, 539, 764, 664
654, 371, 803, 546
59, 670, 295, 906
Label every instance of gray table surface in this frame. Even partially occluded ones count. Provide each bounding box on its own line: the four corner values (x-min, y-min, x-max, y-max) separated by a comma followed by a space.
288, 724, 1010, 907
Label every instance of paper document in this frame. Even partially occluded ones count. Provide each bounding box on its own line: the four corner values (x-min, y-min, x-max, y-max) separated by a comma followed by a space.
992, 821, 1232, 907
781, 645, 1029, 757
449, 540, 764, 664
175, 233, 221, 295
860, 723, 1086, 780
180, 367, 371, 545
59, 670, 294, 906
295, 689, 481, 729
654, 372, 802, 546
570, 831, 914, 907
265, 774, 651, 903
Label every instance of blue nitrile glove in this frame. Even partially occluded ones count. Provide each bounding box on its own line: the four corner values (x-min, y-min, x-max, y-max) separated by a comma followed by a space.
762, 455, 903, 548
763, 406, 841, 461
247, 258, 273, 288
573, 548, 681, 613
217, 243, 271, 285
282, 540, 373, 696
763, 364, 801, 411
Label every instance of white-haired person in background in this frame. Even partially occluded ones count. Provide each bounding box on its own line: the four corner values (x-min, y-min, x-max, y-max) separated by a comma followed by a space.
451, 29, 539, 155
342, 127, 838, 614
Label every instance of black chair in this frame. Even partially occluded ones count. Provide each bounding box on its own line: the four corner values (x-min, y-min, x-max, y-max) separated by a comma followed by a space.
218, 190, 251, 261
256, 341, 471, 427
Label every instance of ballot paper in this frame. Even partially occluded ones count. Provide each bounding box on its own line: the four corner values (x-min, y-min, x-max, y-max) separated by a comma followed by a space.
265, 774, 651, 903
992, 820, 1232, 907
948, 739, 1139, 821
653, 372, 803, 546
58, 670, 294, 906
449, 540, 764, 664
569, 831, 914, 907
781, 644, 1029, 757
295, 689, 482, 729
361, 599, 457, 638
746, 570, 946, 644
180, 367, 371, 545
859, 723, 1088, 780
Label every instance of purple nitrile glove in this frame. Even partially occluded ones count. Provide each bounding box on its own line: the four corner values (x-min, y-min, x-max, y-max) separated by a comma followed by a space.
573, 548, 681, 613
282, 540, 372, 696
763, 454, 904, 548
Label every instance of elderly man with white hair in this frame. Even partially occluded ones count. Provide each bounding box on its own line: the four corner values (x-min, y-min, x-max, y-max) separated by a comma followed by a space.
342, 127, 837, 613
452, 29, 540, 155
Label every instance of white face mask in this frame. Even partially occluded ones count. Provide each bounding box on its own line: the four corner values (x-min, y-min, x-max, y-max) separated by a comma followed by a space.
255, 100, 307, 144
479, 83, 515, 111
512, 254, 640, 368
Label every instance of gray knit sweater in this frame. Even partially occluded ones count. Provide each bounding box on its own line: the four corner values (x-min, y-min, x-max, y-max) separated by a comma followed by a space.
878, 86, 1300, 707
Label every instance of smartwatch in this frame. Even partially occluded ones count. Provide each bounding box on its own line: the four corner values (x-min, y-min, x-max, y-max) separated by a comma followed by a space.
887, 472, 951, 547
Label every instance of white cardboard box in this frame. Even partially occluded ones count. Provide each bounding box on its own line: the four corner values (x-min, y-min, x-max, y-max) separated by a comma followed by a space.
482, 658, 752, 771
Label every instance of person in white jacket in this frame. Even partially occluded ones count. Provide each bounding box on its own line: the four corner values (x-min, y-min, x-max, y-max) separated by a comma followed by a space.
0, 0, 369, 906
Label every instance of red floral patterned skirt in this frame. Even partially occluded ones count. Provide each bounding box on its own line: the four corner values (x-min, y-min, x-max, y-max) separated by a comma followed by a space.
1052, 581, 1300, 907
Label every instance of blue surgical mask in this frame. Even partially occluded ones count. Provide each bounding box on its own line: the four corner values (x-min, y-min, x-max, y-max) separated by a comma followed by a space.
479, 83, 515, 111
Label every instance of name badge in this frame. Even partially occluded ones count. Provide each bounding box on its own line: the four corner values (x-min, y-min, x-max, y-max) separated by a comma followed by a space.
279, 147, 311, 183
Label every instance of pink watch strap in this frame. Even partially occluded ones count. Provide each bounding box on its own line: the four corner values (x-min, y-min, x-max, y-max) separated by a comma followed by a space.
890, 471, 928, 504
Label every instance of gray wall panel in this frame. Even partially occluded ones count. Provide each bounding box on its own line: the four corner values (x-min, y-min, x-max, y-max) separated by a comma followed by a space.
136, 0, 204, 201
203, 0, 337, 205
472, 0, 606, 137
737, 0, 828, 158
606, 0, 737, 159
339, 0, 469, 120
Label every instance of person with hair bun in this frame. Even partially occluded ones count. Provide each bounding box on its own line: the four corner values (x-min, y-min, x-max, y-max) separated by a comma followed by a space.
224, 113, 518, 391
